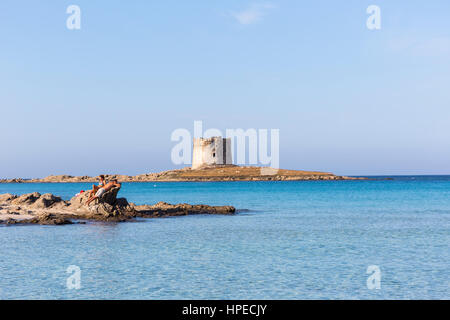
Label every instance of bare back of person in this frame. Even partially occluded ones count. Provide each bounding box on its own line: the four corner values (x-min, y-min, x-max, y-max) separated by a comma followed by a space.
102, 181, 121, 192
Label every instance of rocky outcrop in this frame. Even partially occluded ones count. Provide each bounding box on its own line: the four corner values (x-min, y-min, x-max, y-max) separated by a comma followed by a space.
0, 178, 26, 183
30, 194, 65, 209
11, 192, 41, 206
0, 193, 17, 202
0, 189, 236, 226
135, 202, 236, 218
67, 187, 136, 220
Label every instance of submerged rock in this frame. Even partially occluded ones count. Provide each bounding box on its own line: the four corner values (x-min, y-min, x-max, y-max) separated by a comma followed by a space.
135, 202, 236, 217
22, 213, 74, 225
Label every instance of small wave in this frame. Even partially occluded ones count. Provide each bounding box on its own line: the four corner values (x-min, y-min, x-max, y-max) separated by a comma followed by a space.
236, 209, 258, 213
413, 209, 450, 214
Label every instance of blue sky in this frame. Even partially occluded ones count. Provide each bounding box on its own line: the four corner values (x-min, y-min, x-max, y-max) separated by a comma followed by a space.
1, 0, 450, 178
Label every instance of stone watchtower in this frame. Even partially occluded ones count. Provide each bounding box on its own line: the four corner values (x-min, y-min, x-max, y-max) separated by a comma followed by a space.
192, 137, 233, 169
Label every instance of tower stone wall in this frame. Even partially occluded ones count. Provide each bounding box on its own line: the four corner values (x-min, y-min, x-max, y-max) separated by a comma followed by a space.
192, 137, 232, 169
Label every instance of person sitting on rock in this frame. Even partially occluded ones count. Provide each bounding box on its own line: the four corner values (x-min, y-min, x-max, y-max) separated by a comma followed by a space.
86, 179, 121, 206
87, 175, 106, 199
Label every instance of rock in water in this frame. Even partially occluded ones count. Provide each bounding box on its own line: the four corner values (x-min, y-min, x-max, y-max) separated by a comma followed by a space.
68, 187, 135, 219
23, 213, 73, 225
0, 189, 236, 225
135, 202, 236, 217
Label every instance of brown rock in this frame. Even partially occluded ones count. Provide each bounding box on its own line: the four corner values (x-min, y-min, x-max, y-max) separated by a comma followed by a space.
68, 187, 136, 220
0, 193, 17, 202
10, 192, 41, 205
30, 193, 66, 209
24, 213, 73, 225
135, 201, 235, 218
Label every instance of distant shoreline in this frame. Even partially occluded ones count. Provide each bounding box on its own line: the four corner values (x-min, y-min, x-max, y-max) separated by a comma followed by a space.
0, 166, 366, 183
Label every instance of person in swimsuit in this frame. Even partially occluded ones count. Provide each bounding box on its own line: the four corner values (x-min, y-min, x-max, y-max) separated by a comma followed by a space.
88, 175, 106, 198
86, 179, 121, 206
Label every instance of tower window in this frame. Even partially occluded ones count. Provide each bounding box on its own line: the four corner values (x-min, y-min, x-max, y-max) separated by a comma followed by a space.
213, 153, 216, 157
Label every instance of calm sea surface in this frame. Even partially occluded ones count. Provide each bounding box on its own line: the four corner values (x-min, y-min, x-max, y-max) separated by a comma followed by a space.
0, 176, 449, 299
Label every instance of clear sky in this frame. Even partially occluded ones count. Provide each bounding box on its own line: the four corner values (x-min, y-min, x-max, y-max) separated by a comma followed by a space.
1, 0, 449, 178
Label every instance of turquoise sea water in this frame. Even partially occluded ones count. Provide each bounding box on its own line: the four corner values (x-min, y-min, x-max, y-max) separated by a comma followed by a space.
0, 177, 449, 299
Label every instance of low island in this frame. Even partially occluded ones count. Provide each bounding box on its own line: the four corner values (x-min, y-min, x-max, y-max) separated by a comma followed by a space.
0, 165, 363, 183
